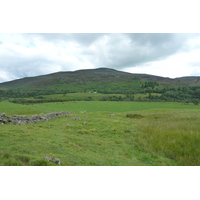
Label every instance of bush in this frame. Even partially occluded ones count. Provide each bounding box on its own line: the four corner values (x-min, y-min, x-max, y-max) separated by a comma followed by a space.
192, 99, 199, 105
17, 155, 30, 165
126, 113, 144, 119
2, 152, 11, 159
30, 159, 48, 166
4, 159, 23, 166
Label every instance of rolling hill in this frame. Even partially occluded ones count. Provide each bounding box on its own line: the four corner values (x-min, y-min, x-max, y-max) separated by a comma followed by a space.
0, 67, 199, 89
0, 68, 161, 88
0, 68, 200, 103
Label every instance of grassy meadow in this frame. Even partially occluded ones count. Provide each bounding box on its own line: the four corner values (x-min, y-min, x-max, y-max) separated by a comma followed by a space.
0, 101, 200, 166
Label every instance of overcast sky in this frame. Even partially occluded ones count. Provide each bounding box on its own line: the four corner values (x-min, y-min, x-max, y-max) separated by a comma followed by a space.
1, 33, 200, 83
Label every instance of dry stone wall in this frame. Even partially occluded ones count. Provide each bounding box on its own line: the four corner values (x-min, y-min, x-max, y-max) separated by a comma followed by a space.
0, 111, 73, 125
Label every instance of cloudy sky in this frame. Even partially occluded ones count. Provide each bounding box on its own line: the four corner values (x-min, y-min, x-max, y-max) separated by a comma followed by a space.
1, 33, 200, 83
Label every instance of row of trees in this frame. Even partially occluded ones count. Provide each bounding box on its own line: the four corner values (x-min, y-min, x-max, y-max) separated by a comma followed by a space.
1, 81, 200, 105
7, 93, 200, 105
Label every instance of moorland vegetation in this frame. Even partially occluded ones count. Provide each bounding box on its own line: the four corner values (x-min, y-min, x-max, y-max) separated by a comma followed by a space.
0, 68, 200, 104
0, 68, 200, 166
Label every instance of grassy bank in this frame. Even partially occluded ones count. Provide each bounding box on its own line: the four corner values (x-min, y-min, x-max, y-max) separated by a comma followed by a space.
0, 101, 199, 165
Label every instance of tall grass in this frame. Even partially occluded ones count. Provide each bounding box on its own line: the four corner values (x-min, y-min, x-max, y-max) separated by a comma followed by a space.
135, 111, 200, 165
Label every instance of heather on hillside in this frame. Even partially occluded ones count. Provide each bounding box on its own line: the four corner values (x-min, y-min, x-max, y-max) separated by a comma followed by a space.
1, 68, 200, 104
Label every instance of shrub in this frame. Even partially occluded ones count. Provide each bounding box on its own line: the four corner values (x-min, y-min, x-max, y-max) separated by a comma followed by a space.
4, 159, 23, 166
30, 159, 48, 166
17, 155, 30, 165
126, 113, 144, 119
2, 152, 11, 159
192, 99, 199, 105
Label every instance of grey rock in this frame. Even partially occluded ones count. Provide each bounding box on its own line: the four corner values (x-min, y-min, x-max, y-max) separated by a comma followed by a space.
0, 111, 74, 125
80, 111, 86, 113
70, 116, 81, 121
45, 155, 61, 165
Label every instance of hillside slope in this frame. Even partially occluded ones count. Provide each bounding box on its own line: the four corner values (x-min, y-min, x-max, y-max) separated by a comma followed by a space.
1, 68, 200, 100
0, 67, 188, 89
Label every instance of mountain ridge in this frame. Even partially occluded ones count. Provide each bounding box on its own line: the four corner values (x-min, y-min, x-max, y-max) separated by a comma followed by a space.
0, 67, 199, 89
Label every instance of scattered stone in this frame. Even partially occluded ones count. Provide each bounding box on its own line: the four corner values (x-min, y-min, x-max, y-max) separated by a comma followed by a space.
70, 116, 81, 120
109, 114, 116, 116
66, 124, 70, 127
83, 121, 87, 125
80, 111, 86, 113
45, 155, 61, 165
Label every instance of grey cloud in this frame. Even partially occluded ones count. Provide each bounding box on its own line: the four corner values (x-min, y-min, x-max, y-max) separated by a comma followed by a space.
188, 61, 200, 68
84, 33, 200, 69
22, 33, 196, 69
1, 33, 200, 82
126, 33, 200, 53
0, 56, 48, 78
126, 33, 176, 46
22, 33, 108, 46
0, 53, 75, 82
70, 33, 108, 46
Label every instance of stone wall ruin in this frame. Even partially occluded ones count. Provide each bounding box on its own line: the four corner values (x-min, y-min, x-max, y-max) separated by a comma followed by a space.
0, 111, 73, 125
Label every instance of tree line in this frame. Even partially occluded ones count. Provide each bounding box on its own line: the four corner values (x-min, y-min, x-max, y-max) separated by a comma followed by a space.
1, 81, 200, 105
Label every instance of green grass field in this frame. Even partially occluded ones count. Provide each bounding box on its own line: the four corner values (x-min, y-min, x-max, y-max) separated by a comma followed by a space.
0, 101, 199, 166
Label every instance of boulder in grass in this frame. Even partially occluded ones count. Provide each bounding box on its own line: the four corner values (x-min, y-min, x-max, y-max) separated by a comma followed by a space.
66, 123, 70, 127
70, 116, 81, 121
45, 154, 61, 165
